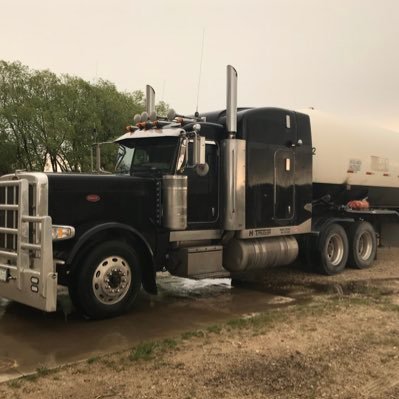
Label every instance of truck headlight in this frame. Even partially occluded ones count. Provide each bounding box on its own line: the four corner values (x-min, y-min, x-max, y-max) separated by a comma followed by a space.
51, 225, 75, 241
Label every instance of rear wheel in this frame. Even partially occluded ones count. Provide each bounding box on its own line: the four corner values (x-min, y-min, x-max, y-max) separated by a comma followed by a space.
316, 223, 349, 275
69, 241, 142, 319
347, 222, 377, 269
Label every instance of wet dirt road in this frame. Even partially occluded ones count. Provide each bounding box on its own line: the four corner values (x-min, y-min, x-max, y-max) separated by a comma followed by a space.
0, 273, 297, 382
0, 247, 398, 383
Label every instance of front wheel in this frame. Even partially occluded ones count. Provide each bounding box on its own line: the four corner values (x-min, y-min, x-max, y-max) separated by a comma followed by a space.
69, 241, 142, 319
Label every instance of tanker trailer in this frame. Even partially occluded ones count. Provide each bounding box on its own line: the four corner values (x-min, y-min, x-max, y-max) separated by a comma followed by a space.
297, 108, 399, 274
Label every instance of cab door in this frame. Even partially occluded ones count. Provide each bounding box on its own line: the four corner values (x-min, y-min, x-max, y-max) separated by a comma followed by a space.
247, 111, 298, 224
274, 148, 295, 221
272, 111, 311, 225
184, 142, 219, 227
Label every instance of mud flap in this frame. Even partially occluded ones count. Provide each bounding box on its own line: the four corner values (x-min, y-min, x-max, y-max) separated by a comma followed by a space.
380, 223, 399, 247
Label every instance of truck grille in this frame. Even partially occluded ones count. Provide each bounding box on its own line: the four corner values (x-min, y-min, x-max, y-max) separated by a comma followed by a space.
0, 182, 36, 262
0, 185, 19, 252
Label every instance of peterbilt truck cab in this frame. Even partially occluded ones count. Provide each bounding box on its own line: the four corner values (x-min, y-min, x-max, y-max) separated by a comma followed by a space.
0, 66, 314, 319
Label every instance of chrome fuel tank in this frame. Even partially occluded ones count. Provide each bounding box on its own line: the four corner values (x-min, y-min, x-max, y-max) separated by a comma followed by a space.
162, 175, 187, 230
223, 236, 298, 272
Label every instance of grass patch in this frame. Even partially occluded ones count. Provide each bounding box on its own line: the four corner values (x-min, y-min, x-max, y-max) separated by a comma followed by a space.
162, 338, 178, 349
22, 373, 38, 382
129, 338, 180, 362
129, 341, 157, 361
223, 294, 392, 333
36, 365, 51, 377
344, 282, 395, 298
101, 359, 116, 367
380, 302, 399, 313
226, 310, 285, 331
6, 365, 54, 388
226, 318, 248, 329
7, 379, 22, 389
100, 358, 126, 371
362, 330, 399, 347
181, 330, 205, 340
87, 356, 99, 364
206, 324, 222, 334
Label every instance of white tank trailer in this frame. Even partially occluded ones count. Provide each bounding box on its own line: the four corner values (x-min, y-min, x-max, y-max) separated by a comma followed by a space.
307, 109, 399, 201
294, 109, 399, 274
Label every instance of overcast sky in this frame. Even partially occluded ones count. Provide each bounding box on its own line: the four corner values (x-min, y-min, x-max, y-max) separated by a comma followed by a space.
1, 0, 398, 130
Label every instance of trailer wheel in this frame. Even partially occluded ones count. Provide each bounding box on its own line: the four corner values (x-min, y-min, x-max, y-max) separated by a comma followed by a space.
69, 241, 142, 319
347, 222, 377, 269
317, 223, 349, 275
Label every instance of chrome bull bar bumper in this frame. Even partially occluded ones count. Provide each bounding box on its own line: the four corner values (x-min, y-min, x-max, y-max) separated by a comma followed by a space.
0, 173, 57, 312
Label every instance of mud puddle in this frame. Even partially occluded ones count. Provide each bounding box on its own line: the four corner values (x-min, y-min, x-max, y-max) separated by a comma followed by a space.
0, 273, 297, 382
1, 247, 398, 383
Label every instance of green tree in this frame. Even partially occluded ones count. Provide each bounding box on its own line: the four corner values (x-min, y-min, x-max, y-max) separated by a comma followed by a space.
0, 60, 169, 173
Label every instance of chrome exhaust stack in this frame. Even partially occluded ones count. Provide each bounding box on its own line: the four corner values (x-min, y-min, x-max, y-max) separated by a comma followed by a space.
222, 65, 246, 231
145, 85, 156, 115
226, 65, 238, 138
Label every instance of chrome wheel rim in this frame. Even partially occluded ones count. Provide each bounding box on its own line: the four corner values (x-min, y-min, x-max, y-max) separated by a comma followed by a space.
358, 231, 373, 261
326, 234, 344, 266
92, 256, 132, 305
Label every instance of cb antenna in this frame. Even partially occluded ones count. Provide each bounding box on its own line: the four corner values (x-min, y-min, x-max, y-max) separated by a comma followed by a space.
195, 28, 205, 115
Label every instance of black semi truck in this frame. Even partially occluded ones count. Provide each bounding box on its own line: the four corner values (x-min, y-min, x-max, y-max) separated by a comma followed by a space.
0, 65, 398, 318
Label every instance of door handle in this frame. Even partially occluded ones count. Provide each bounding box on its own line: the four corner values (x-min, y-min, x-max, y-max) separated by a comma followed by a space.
291, 139, 303, 148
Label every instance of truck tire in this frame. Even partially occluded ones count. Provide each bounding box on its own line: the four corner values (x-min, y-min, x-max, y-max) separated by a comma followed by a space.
69, 241, 142, 319
316, 223, 349, 275
347, 222, 377, 269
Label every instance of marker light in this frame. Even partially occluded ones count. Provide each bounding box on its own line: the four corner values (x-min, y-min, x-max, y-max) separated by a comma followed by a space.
140, 112, 149, 122
51, 225, 75, 241
125, 125, 137, 133
149, 111, 157, 121
167, 109, 176, 121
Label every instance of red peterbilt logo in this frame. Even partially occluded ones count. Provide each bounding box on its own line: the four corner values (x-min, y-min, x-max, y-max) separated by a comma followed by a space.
86, 194, 101, 203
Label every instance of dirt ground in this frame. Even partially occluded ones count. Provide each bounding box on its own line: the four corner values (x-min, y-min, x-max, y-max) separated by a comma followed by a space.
1, 248, 399, 399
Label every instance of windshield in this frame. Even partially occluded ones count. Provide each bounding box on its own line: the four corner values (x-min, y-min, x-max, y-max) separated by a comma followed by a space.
116, 137, 179, 175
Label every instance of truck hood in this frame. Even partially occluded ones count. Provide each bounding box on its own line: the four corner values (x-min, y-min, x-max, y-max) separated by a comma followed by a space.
47, 173, 159, 230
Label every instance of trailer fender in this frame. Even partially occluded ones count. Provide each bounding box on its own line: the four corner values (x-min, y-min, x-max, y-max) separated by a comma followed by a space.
67, 222, 157, 294
308, 217, 355, 256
